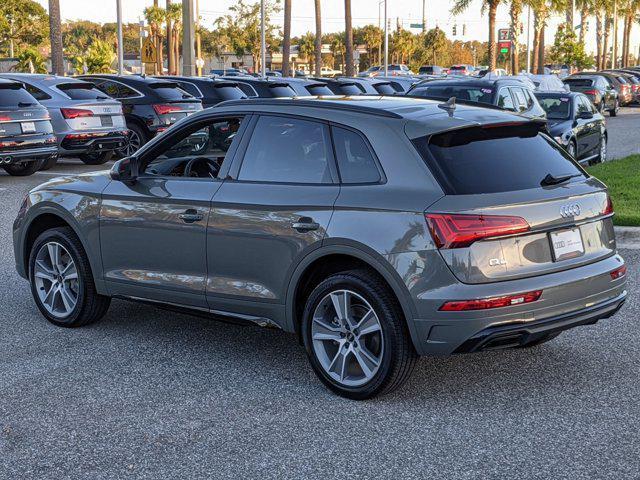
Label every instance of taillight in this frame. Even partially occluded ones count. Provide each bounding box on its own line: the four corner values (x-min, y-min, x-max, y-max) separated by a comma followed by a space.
425, 213, 530, 249
603, 195, 614, 216
153, 104, 182, 115
439, 290, 543, 311
61, 108, 93, 119
583, 89, 598, 95
610, 265, 627, 280
0, 115, 11, 121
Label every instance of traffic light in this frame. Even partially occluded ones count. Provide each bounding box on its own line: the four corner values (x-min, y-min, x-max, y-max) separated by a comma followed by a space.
462, 24, 466, 36
453, 24, 457, 36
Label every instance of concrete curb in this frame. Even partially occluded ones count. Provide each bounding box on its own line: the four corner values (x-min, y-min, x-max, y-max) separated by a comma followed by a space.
615, 226, 640, 250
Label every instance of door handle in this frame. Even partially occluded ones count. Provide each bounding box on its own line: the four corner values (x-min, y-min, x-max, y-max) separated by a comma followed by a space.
292, 217, 320, 232
179, 209, 204, 223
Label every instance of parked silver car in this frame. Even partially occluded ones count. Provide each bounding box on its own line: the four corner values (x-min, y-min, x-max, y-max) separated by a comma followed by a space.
0, 74, 129, 168
13, 97, 627, 399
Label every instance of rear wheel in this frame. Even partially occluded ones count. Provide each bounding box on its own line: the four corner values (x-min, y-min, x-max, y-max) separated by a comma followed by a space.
595, 133, 607, 164
29, 227, 110, 328
39, 156, 58, 171
598, 100, 606, 113
301, 269, 417, 400
566, 139, 577, 159
79, 151, 113, 165
3, 160, 42, 176
609, 99, 619, 117
118, 123, 145, 157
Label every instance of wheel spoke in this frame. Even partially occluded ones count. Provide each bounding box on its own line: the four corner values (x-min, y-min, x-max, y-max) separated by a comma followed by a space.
358, 344, 380, 368
330, 291, 350, 323
34, 270, 55, 282
353, 348, 377, 379
59, 285, 76, 313
328, 344, 347, 378
36, 259, 55, 275
43, 284, 56, 307
34, 241, 78, 318
356, 309, 380, 336
313, 316, 341, 333
312, 331, 342, 342
47, 243, 61, 271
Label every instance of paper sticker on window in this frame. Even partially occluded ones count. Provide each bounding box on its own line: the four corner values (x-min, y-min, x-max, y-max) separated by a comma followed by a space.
481, 88, 493, 94
560, 97, 569, 102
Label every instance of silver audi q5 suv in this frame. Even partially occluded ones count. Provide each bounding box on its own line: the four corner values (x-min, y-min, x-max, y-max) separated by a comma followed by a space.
13, 96, 627, 399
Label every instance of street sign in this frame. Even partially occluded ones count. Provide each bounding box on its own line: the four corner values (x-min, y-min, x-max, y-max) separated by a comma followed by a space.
498, 40, 512, 55
498, 28, 512, 41
142, 36, 157, 64
410, 23, 424, 29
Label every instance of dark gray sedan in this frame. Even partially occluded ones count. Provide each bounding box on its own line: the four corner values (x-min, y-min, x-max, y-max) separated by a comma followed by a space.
13, 97, 627, 399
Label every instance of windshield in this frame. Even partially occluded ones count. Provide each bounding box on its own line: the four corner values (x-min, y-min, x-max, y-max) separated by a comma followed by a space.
411, 85, 493, 104
413, 124, 585, 194
537, 96, 571, 119
564, 78, 594, 87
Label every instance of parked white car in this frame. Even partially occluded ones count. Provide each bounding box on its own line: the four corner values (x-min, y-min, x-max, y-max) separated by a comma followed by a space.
320, 66, 342, 77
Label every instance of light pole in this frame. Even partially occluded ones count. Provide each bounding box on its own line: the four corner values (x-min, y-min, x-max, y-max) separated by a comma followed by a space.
116, 0, 124, 75
261, 0, 266, 77
182, 0, 196, 76
384, 0, 388, 76
526, 4, 531, 73
378, 0, 384, 65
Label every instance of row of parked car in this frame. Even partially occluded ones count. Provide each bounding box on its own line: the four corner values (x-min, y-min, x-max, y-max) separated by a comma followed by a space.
0, 67, 635, 177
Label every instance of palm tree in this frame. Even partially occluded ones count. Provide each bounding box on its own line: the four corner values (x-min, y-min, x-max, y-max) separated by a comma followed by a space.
344, 0, 355, 76
330, 34, 346, 72
509, 0, 523, 73
314, 0, 322, 75
49, 0, 64, 75
282, 0, 292, 76
166, 0, 173, 75
452, 0, 503, 70
577, 0, 594, 44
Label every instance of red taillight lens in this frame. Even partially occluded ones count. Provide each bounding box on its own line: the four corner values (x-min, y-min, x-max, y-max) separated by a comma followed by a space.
153, 104, 182, 115
610, 265, 627, 280
583, 89, 598, 95
439, 290, 543, 311
61, 108, 94, 119
603, 195, 614, 216
425, 213, 530, 249
0, 115, 11, 121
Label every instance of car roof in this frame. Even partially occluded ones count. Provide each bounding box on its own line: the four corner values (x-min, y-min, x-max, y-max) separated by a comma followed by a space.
413, 77, 523, 88
78, 74, 177, 87
534, 90, 578, 97
2, 73, 93, 87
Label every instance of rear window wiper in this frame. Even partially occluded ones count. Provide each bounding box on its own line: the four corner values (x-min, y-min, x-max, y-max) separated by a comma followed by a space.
540, 173, 582, 186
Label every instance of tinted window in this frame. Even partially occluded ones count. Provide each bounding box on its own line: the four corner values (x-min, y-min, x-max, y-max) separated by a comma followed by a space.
411, 85, 493, 104
176, 81, 202, 98
576, 96, 591, 115
496, 89, 515, 109
413, 124, 584, 194
305, 84, 334, 95
511, 88, 528, 111
150, 83, 192, 100
0, 85, 38, 105
235, 82, 258, 97
267, 85, 296, 97
374, 83, 396, 95
564, 78, 594, 88
333, 127, 381, 184
93, 80, 139, 99
58, 84, 108, 100
214, 85, 246, 100
23, 83, 51, 101
537, 96, 571, 119
337, 84, 362, 95
239, 116, 332, 184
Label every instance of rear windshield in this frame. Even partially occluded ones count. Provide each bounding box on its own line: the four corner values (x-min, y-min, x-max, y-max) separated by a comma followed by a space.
413, 124, 585, 194
0, 85, 38, 106
306, 84, 334, 95
337, 84, 363, 95
149, 82, 193, 100
411, 85, 493, 104
214, 84, 246, 100
374, 83, 396, 95
564, 78, 594, 87
537, 96, 571, 119
57, 83, 108, 100
420, 67, 434, 74
268, 85, 296, 97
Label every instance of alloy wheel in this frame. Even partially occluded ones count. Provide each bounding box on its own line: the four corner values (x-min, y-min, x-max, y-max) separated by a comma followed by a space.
122, 130, 142, 157
567, 141, 576, 158
600, 135, 607, 162
311, 289, 384, 387
33, 242, 79, 319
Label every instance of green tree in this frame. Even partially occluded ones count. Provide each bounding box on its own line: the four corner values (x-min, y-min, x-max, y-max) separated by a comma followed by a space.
14, 47, 47, 73
452, 0, 503, 69
0, 0, 49, 57
85, 38, 116, 73
144, 3, 166, 74
548, 23, 593, 69
354, 25, 383, 66
423, 27, 447, 65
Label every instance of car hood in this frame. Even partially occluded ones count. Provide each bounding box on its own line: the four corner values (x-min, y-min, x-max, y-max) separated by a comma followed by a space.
546, 119, 572, 136
30, 170, 113, 196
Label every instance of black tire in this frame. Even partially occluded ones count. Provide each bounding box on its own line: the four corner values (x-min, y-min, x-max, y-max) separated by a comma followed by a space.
3, 160, 42, 176
28, 226, 110, 328
517, 332, 561, 349
595, 133, 607, 164
301, 269, 417, 400
39, 156, 58, 171
79, 151, 113, 165
599, 100, 606, 114
118, 123, 146, 157
567, 139, 577, 159
609, 100, 618, 117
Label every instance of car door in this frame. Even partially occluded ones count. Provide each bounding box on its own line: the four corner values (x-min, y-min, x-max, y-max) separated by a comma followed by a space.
510, 87, 529, 115
206, 114, 340, 317
577, 95, 600, 156
100, 114, 249, 308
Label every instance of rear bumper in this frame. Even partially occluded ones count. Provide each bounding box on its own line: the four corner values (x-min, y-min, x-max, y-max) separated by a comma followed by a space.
453, 291, 626, 353
58, 130, 129, 156
0, 146, 58, 165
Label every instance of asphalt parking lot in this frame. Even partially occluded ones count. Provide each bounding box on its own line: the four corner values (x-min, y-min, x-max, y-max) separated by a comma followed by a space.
1, 147, 639, 479
605, 105, 640, 159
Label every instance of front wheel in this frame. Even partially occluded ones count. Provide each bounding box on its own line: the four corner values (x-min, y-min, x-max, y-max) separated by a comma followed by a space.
566, 139, 577, 159
595, 134, 607, 164
29, 227, 110, 327
301, 270, 417, 400
609, 100, 619, 117
117, 124, 145, 158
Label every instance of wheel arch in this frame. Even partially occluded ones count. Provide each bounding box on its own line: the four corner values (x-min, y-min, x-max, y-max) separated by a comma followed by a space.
285, 244, 419, 346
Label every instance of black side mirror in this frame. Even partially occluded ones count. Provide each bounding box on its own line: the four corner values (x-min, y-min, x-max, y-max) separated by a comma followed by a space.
577, 111, 594, 120
110, 157, 139, 184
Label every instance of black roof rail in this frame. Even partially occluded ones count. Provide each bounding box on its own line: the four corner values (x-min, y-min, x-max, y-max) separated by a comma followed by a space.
403, 94, 510, 113
214, 98, 404, 119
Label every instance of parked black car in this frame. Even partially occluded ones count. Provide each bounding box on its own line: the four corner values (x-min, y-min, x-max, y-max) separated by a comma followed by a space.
407, 77, 546, 119
563, 74, 619, 115
418, 65, 446, 75
276, 77, 335, 96
308, 77, 366, 95
159, 76, 247, 108
535, 91, 606, 165
78, 74, 203, 156
0, 79, 57, 176
221, 76, 298, 98
372, 76, 421, 94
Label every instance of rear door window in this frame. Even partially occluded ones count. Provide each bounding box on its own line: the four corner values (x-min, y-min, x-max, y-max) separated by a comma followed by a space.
373, 83, 396, 95
496, 88, 515, 109
413, 124, 585, 194
336, 84, 363, 95
412, 85, 493, 104
332, 127, 381, 184
305, 84, 334, 95
175, 81, 202, 98
56, 83, 108, 100
511, 87, 528, 111
150, 82, 193, 100
238, 116, 333, 184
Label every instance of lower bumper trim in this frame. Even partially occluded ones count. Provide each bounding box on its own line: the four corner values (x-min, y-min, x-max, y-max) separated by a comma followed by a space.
453, 291, 627, 353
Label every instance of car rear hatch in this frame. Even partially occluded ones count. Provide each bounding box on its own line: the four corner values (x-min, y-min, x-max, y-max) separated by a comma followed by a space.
149, 81, 203, 125
564, 78, 596, 95
0, 82, 53, 139
413, 121, 615, 284
56, 82, 126, 130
